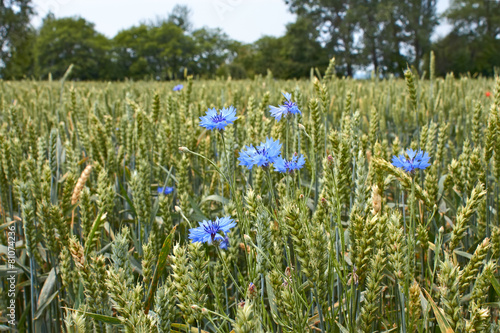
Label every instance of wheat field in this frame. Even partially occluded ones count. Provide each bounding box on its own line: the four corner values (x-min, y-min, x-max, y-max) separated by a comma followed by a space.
1, 64, 500, 332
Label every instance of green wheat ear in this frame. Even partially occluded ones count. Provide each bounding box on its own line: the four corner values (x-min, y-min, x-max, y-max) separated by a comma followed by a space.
405, 68, 418, 112
471, 260, 496, 306
438, 255, 463, 331
449, 183, 486, 252
64, 309, 88, 333
172, 243, 194, 324
154, 277, 177, 333
188, 241, 209, 322
359, 249, 385, 333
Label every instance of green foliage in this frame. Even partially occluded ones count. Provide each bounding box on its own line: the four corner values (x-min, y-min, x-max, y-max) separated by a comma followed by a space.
2, 1, 499, 79
286, 0, 438, 75
433, 31, 500, 77
112, 22, 191, 80
0, 0, 34, 79
246, 16, 329, 79
433, 0, 500, 76
34, 14, 110, 80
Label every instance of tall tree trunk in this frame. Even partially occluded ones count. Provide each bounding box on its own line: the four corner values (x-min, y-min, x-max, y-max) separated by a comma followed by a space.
372, 46, 378, 73
414, 36, 420, 69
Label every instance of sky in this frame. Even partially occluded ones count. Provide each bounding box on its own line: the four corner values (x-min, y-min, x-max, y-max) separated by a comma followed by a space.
32, 0, 453, 44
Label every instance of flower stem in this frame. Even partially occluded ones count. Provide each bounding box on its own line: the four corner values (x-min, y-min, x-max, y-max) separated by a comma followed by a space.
265, 168, 278, 216
405, 174, 417, 326
216, 246, 244, 296
286, 118, 290, 199
182, 147, 247, 232
219, 131, 232, 196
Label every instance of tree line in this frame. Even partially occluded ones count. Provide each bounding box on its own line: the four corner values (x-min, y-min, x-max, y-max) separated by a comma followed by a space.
1, 0, 499, 80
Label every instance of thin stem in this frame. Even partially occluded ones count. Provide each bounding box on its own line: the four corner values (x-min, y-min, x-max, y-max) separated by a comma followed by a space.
286, 118, 290, 199
265, 169, 279, 219
202, 307, 236, 325
405, 175, 416, 329
286, 118, 289, 160
219, 131, 232, 193
216, 246, 244, 296
182, 148, 246, 232
313, 282, 325, 333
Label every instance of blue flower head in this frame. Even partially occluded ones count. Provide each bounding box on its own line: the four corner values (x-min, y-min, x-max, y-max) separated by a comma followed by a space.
173, 84, 183, 91
189, 216, 236, 248
199, 106, 238, 131
157, 186, 174, 195
274, 154, 306, 173
238, 137, 282, 170
269, 92, 302, 121
219, 234, 230, 250
392, 148, 431, 173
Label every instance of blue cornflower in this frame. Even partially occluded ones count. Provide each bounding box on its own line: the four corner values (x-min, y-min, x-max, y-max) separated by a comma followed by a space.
269, 92, 301, 121
392, 148, 431, 173
238, 137, 282, 170
274, 154, 306, 173
173, 84, 183, 91
219, 234, 230, 250
157, 186, 174, 195
188, 216, 236, 248
199, 106, 238, 131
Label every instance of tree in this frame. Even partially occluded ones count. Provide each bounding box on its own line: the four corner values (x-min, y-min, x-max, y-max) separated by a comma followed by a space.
353, 0, 408, 74
144, 22, 194, 79
436, 0, 500, 76
377, 1, 408, 74
280, 16, 329, 78
167, 4, 192, 31
191, 28, 233, 78
227, 42, 255, 78
252, 36, 288, 77
285, 0, 362, 76
285, 0, 437, 76
433, 31, 500, 77
112, 22, 195, 80
34, 14, 110, 80
111, 25, 151, 80
227, 15, 328, 79
446, 0, 500, 40
403, 0, 438, 68
0, 0, 34, 78
354, 0, 385, 71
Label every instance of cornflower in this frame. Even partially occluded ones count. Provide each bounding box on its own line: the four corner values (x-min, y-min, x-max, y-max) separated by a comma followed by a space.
392, 148, 431, 173
269, 92, 301, 121
238, 137, 281, 170
199, 106, 238, 131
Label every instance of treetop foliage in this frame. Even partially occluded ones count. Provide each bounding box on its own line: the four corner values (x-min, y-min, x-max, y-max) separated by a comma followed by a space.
1, 0, 499, 80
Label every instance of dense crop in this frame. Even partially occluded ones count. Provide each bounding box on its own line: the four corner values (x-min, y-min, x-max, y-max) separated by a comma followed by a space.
1, 67, 500, 332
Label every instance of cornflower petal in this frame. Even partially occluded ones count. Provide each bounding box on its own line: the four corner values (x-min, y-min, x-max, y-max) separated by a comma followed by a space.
188, 216, 236, 247
157, 186, 174, 195
199, 106, 238, 131
391, 148, 431, 173
268, 92, 301, 121
273, 154, 306, 173
238, 138, 282, 170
